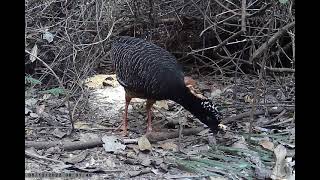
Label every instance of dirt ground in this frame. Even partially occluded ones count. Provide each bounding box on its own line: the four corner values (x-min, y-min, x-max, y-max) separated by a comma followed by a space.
25, 74, 295, 179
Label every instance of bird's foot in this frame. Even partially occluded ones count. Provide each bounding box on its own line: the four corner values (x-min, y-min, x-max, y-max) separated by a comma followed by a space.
146, 126, 153, 134
114, 123, 129, 137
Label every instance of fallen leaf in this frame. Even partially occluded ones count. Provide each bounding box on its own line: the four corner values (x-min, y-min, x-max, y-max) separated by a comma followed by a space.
218, 124, 227, 131
25, 98, 37, 108
128, 168, 152, 177
271, 144, 288, 179
102, 135, 126, 153
141, 158, 152, 166
46, 147, 61, 154
211, 89, 222, 98
138, 135, 152, 152
259, 139, 275, 151
51, 128, 66, 138
29, 113, 39, 118
29, 44, 38, 62
209, 177, 228, 180
126, 151, 137, 159
244, 95, 253, 103
155, 100, 169, 110
128, 170, 142, 177
41, 94, 51, 100
36, 104, 45, 115
25, 107, 32, 115
74, 121, 91, 130
43, 31, 54, 43
232, 136, 248, 149
160, 142, 177, 151
198, 128, 210, 136
64, 151, 88, 164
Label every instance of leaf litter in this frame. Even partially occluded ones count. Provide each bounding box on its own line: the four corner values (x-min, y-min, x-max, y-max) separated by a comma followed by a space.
25, 74, 294, 179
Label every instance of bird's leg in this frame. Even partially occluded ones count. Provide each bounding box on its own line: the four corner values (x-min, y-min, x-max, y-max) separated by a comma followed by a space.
146, 99, 156, 133
116, 94, 132, 136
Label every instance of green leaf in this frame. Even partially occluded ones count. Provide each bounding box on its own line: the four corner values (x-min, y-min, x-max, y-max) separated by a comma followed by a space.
279, 0, 288, 4
25, 76, 42, 85
40, 88, 66, 96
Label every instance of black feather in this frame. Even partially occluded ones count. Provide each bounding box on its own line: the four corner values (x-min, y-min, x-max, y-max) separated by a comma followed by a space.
111, 36, 222, 132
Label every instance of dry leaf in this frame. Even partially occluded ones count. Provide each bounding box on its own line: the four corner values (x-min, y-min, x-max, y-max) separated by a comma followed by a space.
244, 95, 253, 103
43, 31, 54, 43
51, 128, 66, 138
102, 135, 126, 153
74, 121, 91, 130
232, 136, 248, 149
138, 135, 152, 152
25, 107, 32, 115
160, 142, 177, 151
155, 100, 169, 110
218, 124, 227, 131
41, 94, 51, 100
271, 145, 288, 179
30, 44, 38, 62
64, 151, 88, 164
141, 158, 152, 166
259, 139, 275, 151
84, 74, 118, 89
211, 89, 222, 98
29, 113, 39, 118
36, 104, 45, 115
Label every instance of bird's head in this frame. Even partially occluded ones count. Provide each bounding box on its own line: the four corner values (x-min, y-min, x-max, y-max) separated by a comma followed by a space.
197, 99, 222, 133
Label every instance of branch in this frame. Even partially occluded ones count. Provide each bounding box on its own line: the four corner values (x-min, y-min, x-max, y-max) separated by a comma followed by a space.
251, 21, 295, 61
25, 128, 205, 151
189, 30, 244, 55
266, 67, 295, 73
222, 107, 295, 124
241, 0, 246, 32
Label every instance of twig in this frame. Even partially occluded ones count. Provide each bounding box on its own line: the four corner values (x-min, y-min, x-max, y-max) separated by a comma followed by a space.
249, 32, 268, 140
265, 67, 295, 73
25, 49, 74, 132
241, 0, 247, 32
188, 30, 243, 55
146, 127, 204, 143
25, 150, 65, 164
222, 107, 294, 124
261, 109, 286, 126
251, 21, 295, 61
264, 118, 294, 127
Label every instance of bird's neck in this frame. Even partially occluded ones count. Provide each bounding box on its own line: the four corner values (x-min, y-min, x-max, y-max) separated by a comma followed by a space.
173, 87, 204, 118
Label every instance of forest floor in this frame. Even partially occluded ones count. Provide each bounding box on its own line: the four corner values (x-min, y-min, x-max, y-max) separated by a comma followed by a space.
25, 73, 295, 179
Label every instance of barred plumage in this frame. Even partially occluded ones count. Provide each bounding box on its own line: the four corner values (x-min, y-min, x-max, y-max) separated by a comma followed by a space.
111, 36, 222, 135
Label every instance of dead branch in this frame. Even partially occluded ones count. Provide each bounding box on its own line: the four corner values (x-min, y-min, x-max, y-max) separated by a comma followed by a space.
25, 128, 204, 151
189, 30, 244, 55
222, 107, 295, 124
25, 150, 65, 164
251, 21, 295, 61
146, 127, 204, 143
266, 67, 295, 73
241, 0, 246, 32
25, 138, 103, 151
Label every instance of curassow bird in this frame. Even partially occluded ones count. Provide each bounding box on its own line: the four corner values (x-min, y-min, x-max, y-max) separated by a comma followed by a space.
111, 36, 222, 136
